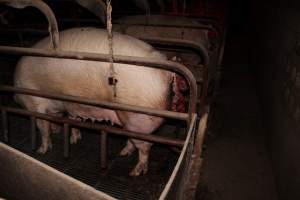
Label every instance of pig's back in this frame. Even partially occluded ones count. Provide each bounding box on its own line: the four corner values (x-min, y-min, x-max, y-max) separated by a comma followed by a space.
14, 28, 172, 108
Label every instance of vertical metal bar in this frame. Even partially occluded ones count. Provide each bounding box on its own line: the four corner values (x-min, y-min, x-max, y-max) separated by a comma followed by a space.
100, 131, 107, 169
30, 116, 37, 150
63, 123, 70, 158
1, 110, 8, 143
0, 0, 60, 49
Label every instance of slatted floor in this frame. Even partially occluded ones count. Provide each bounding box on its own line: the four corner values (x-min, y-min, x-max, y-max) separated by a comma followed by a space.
0, 115, 182, 200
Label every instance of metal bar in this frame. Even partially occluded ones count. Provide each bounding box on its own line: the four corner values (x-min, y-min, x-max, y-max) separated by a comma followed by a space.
139, 37, 209, 66
0, 106, 186, 147
113, 21, 220, 42
0, 85, 189, 121
1, 110, 8, 143
0, 0, 59, 49
0, 143, 117, 200
215, 27, 227, 95
30, 116, 36, 150
184, 106, 209, 199
200, 62, 209, 106
0, 27, 212, 65
159, 114, 197, 200
74, 0, 106, 24
0, 45, 197, 119
100, 131, 107, 169
0, 27, 49, 36
63, 123, 70, 158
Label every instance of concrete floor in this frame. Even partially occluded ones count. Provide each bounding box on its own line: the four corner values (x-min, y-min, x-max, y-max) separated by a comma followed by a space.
196, 42, 279, 200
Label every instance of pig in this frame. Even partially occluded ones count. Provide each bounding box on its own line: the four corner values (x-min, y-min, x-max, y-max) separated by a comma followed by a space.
14, 27, 176, 176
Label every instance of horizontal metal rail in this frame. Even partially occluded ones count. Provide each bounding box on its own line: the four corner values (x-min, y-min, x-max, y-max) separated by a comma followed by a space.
0, 27, 50, 36
0, 28, 209, 66
0, 0, 59, 49
113, 21, 221, 43
0, 45, 197, 120
139, 37, 209, 66
0, 106, 186, 147
0, 85, 189, 121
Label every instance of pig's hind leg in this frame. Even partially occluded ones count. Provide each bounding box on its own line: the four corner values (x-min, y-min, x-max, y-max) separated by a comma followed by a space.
120, 140, 136, 156
124, 114, 163, 176
129, 139, 152, 176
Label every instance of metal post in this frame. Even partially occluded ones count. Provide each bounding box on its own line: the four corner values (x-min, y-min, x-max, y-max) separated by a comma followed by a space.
100, 131, 107, 169
1, 110, 8, 143
30, 116, 37, 150
63, 123, 70, 158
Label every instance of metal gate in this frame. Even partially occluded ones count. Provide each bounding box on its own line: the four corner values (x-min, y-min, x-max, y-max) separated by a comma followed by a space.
0, 0, 210, 199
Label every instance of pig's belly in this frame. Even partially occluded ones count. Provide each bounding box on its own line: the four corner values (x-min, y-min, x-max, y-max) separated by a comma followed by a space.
65, 103, 122, 126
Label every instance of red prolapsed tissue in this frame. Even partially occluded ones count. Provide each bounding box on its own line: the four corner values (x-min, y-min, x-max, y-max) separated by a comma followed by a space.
172, 74, 188, 112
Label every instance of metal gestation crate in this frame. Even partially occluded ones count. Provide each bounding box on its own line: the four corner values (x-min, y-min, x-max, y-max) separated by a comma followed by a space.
0, 0, 209, 200
111, 15, 226, 135
112, 14, 223, 105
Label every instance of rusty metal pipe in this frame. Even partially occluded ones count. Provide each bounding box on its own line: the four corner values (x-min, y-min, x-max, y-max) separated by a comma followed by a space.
1, 110, 8, 143
0, 106, 186, 147
0, 45, 197, 119
0, 85, 189, 121
0, 0, 59, 49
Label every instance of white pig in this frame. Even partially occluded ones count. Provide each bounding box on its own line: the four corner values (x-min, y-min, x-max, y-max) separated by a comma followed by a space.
14, 27, 175, 176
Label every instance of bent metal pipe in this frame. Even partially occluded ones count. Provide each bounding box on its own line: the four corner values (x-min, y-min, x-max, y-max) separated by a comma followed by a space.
0, 45, 198, 120
0, 0, 59, 49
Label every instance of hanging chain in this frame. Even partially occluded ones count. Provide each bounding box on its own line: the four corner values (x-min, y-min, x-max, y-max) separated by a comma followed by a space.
106, 0, 117, 98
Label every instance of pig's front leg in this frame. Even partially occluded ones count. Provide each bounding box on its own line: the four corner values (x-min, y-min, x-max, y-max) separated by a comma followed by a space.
70, 128, 82, 144
36, 119, 52, 154
69, 115, 82, 144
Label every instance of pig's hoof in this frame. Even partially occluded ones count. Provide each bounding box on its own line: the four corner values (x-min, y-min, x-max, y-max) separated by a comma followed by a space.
70, 131, 82, 144
37, 145, 48, 154
129, 162, 148, 176
119, 146, 135, 157
37, 141, 52, 154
